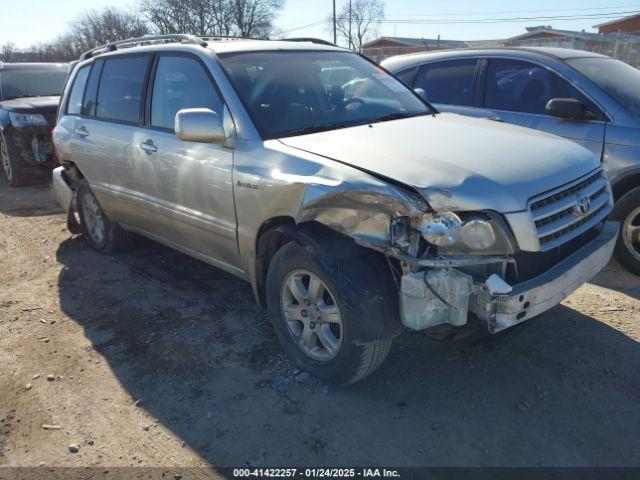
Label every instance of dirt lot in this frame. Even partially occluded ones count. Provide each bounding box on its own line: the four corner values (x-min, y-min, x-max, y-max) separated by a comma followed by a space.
1, 175, 639, 472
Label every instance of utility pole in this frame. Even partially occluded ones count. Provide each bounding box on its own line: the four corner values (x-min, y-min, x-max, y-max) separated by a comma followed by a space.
332, 0, 337, 44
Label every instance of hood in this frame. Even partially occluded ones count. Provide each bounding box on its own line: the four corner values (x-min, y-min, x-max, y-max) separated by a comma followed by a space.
278, 113, 600, 213
0, 96, 60, 114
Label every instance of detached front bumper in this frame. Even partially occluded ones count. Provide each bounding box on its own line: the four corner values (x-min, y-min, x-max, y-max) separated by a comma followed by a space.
52, 166, 73, 213
52, 166, 83, 234
470, 221, 618, 333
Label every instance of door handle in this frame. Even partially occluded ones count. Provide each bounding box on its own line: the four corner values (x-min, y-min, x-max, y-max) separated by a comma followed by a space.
75, 126, 89, 137
139, 140, 157, 154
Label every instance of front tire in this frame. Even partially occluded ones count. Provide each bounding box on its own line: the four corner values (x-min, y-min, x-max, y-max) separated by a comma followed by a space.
0, 137, 42, 187
266, 241, 393, 385
612, 187, 640, 276
77, 183, 136, 254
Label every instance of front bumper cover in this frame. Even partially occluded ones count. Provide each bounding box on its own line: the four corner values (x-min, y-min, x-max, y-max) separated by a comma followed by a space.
52, 166, 73, 214
51, 166, 82, 234
3, 125, 57, 170
470, 221, 618, 333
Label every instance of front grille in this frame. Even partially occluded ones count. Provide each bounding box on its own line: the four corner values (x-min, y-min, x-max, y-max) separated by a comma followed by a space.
529, 169, 612, 251
507, 222, 603, 283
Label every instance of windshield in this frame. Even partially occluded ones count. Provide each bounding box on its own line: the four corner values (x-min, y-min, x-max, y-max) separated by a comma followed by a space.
218, 50, 431, 139
0, 65, 70, 101
566, 57, 640, 117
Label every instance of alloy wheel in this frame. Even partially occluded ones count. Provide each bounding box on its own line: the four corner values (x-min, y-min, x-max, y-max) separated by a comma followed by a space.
623, 206, 640, 262
281, 270, 343, 362
81, 193, 106, 245
0, 142, 12, 182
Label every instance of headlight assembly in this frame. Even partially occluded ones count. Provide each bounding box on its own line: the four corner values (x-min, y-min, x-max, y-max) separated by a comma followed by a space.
420, 211, 514, 255
420, 212, 462, 246
460, 219, 496, 249
9, 112, 49, 128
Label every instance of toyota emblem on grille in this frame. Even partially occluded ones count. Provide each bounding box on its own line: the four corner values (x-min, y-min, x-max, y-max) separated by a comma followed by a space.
576, 196, 591, 216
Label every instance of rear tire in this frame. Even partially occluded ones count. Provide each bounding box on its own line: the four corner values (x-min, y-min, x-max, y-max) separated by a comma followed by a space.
77, 183, 136, 254
611, 187, 640, 276
0, 137, 43, 187
266, 241, 393, 385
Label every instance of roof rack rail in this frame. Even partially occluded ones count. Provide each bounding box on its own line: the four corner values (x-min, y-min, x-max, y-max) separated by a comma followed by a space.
283, 37, 336, 46
198, 35, 255, 42
79, 34, 206, 61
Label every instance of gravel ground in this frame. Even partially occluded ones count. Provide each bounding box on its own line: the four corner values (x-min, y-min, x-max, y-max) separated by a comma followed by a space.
1, 176, 639, 471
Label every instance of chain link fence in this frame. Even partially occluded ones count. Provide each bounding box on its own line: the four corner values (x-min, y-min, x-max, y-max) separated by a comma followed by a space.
502, 33, 640, 68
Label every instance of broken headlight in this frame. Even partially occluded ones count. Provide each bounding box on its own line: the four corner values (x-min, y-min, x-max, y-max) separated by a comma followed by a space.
9, 112, 49, 128
420, 211, 514, 255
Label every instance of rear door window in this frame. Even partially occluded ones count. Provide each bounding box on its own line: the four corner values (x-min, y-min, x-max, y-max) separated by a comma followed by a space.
66, 66, 90, 115
96, 56, 150, 123
413, 59, 478, 106
484, 58, 601, 117
150, 55, 224, 131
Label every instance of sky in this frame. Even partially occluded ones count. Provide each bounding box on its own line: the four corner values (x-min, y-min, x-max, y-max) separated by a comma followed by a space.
0, 0, 637, 48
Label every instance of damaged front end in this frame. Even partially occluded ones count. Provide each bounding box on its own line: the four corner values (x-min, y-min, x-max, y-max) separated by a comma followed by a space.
390, 206, 617, 334
291, 175, 524, 334
308, 183, 618, 336
387, 207, 519, 333
6, 114, 58, 168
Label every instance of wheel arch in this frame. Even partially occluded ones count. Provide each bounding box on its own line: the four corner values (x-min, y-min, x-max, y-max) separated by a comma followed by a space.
253, 216, 297, 306
611, 169, 640, 202
254, 217, 403, 340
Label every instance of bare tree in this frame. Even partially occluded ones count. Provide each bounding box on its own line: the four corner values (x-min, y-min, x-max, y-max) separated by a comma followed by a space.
0, 43, 17, 62
233, 0, 284, 38
71, 7, 150, 52
0, 7, 149, 63
141, 0, 217, 35
141, 0, 283, 38
330, 0, 384, 50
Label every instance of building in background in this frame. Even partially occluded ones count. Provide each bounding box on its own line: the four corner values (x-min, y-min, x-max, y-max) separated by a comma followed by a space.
361, 36, 468, 63
502, 26, 634, 50
359, 14, 640, 67
595, 13, 640, 34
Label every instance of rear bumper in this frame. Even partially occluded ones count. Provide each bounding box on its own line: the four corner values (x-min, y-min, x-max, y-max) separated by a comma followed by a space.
51, 166, 73, 214
471, 221, 618, 333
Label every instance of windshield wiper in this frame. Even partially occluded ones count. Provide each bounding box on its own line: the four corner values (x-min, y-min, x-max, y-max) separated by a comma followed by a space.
368, 111, 428, 124
282, 123, 356, 137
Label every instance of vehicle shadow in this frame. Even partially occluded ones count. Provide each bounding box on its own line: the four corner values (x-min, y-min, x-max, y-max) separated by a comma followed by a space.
589, 259, 640, 300
55, 236, 640, 467
0, 175, 62, 217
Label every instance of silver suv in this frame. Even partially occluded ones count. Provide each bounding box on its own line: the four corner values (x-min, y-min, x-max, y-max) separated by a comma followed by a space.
52, 35, 617, 384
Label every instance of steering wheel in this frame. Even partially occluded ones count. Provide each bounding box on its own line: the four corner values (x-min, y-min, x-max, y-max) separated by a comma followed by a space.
342, 97, 365, 110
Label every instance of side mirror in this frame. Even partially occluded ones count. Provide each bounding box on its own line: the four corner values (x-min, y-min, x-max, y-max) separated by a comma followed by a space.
414, 87, 428, 100
545, 98, 588, 120
175, 108, 225, 143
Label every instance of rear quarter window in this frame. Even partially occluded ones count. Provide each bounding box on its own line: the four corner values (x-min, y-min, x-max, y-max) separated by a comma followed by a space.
96, 56, 150, 123
66, 66, 90, 115
81, 61, 104, 117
